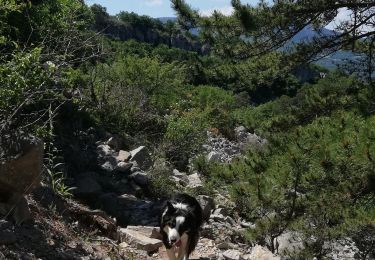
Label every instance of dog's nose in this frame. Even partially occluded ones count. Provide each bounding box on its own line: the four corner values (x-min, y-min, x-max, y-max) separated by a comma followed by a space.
170, 239, 177, 244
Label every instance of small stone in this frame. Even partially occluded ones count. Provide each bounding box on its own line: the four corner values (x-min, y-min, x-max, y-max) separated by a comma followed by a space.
240, 221, 256, 229
217, 242, 237, 250
116, 162, 133, 173
213, 208, 229, 216
97, 144, 114, 157
117, 150, 131, 162
202, 144, 211, 151
211, 214, 226, 222
106, 136, 122, 150
100, 160, 117, 172
207, 151, 221, 162
225, 216, 236, 225
187, 173, 203, 189
223, 249, 242, 260
119, 242, 129, 249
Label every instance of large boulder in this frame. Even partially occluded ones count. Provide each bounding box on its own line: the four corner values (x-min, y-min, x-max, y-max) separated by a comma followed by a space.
130, 146, 152, 170
0, 135, 43, 224
126, 226, 162, 240
118, 227, 163, 253
0, 135, 43, 194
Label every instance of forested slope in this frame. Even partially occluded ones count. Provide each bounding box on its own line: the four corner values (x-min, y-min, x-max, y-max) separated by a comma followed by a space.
0, 0, 374, 259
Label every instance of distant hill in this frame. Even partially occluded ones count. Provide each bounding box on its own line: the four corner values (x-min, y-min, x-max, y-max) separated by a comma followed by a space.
315, 50, 363, 70
288, 25, 357, 69
290, 25, 336, 43
158, 17, 176, 23
157, 18, 357, 70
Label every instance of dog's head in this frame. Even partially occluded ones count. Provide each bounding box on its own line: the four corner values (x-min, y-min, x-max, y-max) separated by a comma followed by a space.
161, 201, 190, 247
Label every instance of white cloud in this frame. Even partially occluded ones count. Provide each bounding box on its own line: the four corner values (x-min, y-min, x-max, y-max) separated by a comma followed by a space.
200, 6, 234, 17
326, 8, 351, 30
326, 8, 372, 32
144, 0, 163, 7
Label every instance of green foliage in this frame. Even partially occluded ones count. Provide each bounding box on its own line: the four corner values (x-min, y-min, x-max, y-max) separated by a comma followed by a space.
44, 117, 73, 198
164, 85, 239, 168
117, 11, 164, 32
234, 73, 361, 135
2, 2, 374, 258
0, 48, 59, 132
206, 110, 375, 255
202, 52, 302, 102
0, 0, 99, 201
147, 164, 178, 199
0, 1, 25, 48
87, 55, 187, 138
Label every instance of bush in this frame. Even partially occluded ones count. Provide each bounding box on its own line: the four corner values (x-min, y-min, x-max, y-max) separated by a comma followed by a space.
147, 164, 178, 199
233, 72, 361, 135
87, 55, 187, 137
222, 111, 375, 255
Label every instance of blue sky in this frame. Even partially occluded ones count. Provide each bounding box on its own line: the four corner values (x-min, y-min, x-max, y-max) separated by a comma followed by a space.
84, 0, 260, 18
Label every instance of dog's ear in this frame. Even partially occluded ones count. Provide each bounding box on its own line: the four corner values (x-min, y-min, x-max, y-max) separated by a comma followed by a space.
167, 201, 175, 212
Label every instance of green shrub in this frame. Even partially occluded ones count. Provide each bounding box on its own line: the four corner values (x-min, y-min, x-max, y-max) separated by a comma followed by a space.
147, 164, 178, 199
88, 55, 187, 136
234, 72, 361, 135
224, 111, 375, 255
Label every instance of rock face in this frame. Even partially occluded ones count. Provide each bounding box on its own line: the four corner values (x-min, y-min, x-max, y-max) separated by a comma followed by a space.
201, 127, 267, 163
93, 20, 206, 54
0, 135, 43, 224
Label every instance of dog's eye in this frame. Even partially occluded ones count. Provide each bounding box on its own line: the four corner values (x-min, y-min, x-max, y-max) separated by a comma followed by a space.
169, 220, 176, 228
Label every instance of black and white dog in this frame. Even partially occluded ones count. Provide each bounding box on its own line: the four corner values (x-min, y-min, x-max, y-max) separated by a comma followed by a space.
160, 193, 203, 260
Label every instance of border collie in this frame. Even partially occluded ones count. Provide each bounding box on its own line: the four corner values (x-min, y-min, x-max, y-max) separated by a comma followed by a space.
160, 193, 203, 260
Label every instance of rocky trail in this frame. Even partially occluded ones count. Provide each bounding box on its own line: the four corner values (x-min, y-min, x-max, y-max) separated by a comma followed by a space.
0, 127, 360, 259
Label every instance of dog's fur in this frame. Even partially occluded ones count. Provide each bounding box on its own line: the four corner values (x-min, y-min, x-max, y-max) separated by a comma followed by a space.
160, 193, 203, 260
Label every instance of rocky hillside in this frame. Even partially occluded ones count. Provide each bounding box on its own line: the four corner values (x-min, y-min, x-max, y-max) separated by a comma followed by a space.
1, 1, 374, 259
0, 126, 362, 260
